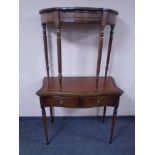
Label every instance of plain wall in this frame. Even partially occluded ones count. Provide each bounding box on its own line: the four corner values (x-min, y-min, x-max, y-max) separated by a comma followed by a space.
19, 0, 135, 116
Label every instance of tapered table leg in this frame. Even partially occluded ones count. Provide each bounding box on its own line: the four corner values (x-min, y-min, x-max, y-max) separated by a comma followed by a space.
102, 106, 106, 123
109, 107, 117, 144
42, 107, 49, 145
50, 107, 54, 123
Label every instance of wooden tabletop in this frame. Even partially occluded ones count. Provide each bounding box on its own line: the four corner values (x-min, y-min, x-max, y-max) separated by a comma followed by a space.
37, 76, 123, 97
39, 7, 118, 15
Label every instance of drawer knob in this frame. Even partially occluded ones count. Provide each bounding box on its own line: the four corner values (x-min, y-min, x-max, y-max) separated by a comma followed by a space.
59, 100, 63, 104
97, 100, 100, 104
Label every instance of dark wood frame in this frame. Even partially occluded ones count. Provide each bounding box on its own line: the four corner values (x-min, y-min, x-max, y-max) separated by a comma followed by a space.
36, 7, 123, 145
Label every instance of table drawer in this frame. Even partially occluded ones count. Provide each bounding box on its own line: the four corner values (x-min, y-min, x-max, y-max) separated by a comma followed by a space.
40, 96, 118, 108
60, 11, 102, 23
40, 97, 78, 107
83, 96, 116, 107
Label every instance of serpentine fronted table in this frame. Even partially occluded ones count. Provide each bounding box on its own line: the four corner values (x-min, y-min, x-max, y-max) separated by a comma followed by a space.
36, 7, 123, 145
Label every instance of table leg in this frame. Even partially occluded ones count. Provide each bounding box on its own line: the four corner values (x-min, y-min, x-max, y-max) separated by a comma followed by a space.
109, 106, 117, 144
41, 107, 49, 145
102, 106, 106, 123
50, 107, 54, 123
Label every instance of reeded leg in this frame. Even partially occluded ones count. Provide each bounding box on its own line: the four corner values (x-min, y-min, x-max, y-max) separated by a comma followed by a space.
42, 107, 49, 145
50, 107, 54, 123
102, 106, 106, 123
109, 107, 117, 144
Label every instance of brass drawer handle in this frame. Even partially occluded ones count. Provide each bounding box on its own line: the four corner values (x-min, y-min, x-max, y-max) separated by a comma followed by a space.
59, 100, 64, 105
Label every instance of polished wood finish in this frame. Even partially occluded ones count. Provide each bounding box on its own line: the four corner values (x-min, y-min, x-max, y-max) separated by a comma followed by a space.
37, 77, 122, 97
37, 7, 123, 145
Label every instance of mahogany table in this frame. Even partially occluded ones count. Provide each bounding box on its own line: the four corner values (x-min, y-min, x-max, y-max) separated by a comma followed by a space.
36, 7, 123, 145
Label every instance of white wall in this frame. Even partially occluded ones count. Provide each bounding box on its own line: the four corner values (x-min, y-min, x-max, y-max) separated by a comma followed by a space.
19, 0, 135, 116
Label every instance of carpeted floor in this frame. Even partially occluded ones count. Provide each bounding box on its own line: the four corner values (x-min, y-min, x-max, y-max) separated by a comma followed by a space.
19, 116, 135, 155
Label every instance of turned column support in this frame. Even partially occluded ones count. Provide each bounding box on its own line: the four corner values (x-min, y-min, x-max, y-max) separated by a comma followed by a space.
42, 23, 49, 77
105, 25, 115, 77
56, 24, 62, 78
96, 25, 105, 77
